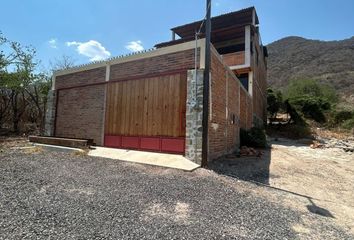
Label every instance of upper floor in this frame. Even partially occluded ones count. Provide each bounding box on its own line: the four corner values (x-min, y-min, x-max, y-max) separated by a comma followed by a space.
155, 7, 268, 92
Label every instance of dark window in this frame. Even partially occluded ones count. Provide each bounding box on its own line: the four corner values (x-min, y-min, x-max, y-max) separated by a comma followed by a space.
238, 73, 249, 91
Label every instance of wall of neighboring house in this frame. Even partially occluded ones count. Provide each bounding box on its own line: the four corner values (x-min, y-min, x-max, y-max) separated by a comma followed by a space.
208, 47, 252, 160
250, 30, 267, 126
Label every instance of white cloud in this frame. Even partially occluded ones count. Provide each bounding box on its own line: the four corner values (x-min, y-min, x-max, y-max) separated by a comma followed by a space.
125, 40, 144, 52
66, 40, 111, 61
48, 38, 57, 49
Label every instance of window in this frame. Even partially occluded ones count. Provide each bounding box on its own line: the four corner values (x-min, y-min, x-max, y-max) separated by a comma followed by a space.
238, 73, 249, 91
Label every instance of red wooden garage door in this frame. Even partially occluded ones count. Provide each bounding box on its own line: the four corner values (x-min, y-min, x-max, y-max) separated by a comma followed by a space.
104, 72, 187, 154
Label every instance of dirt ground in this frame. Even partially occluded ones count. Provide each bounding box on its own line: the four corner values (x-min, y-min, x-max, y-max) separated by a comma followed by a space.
210, 137, 354, 235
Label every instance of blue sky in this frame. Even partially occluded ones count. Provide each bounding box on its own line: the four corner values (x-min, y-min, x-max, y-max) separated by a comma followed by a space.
1, 0, 353, 69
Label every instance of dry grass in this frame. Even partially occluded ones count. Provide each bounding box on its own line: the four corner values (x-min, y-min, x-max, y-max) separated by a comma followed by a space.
71, 149, 89, 157
24, 146, 44, 154
314, 127, 353, 140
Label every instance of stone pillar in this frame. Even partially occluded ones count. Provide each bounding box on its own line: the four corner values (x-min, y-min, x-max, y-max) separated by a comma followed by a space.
44, 90, 57, 136
185, 69, 204, 165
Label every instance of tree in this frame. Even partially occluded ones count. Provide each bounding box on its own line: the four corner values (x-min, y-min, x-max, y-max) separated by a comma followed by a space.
284, 79, 337, 123
0, 33, 73, 134
49, 55, 76, 72
0, 89, 10, 128
0, 32, 40, 133
267, 88, 283, 120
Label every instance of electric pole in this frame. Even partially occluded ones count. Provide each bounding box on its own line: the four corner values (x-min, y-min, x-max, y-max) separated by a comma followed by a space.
202, 0, 211, 167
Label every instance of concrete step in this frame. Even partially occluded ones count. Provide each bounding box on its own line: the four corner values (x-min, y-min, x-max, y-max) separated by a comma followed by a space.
29, 136, 93, 149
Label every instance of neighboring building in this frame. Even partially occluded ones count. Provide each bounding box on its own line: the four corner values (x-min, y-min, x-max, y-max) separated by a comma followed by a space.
45, 6, 267, 165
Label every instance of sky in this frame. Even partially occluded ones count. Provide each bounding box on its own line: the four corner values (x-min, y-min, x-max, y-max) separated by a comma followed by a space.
1, 0, 353, 69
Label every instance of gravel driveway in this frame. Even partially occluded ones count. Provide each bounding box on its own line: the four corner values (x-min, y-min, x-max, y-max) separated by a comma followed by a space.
0, 144, 352, 239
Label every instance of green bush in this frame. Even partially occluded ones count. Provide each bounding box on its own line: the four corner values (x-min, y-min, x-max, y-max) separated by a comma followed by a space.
289, 96, 329, 123
341, 118, 354, 130
240, 127, 267, 148
334, 110, 353, 124
285, 79, 338, 103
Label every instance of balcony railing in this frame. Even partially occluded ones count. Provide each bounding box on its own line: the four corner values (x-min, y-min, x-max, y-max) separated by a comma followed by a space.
221, 51, 245, 66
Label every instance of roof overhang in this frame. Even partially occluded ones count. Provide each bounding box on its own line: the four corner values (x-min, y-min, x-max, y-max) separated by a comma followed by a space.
171, 6, 258, 38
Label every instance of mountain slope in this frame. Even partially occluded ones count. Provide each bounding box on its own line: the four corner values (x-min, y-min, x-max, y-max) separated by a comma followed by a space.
267, 36, 354, 104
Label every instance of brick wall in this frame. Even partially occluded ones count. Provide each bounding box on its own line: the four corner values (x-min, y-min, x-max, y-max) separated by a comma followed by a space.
251, 31, 267, 125
55, 67, 106, 89
208, 50, 244, 160
54, 66, 106, 145
239, 87, 252, 130
110, 49, 198, 80
55, 85, 105, 145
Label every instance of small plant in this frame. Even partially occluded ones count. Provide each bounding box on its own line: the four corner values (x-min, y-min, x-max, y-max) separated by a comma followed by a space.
334, 110, 353, 124
341, 118, 354, 130
240, 127, 267, 148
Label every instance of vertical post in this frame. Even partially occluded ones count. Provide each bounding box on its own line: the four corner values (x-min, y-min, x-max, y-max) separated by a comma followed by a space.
172, 31, 176, 41
202, 0, 211, 167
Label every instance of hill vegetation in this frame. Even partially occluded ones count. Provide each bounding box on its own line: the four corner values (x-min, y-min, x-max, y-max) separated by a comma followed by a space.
267, 36, 354, 108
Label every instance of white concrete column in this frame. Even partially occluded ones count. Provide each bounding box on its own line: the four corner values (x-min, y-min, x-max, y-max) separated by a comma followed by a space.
245, 25, 251, 67
51, 75, 56, 90
105, 64, 110, 81
248, 71, 253, 96
252, 9, 256, 25
101, 64, 110, 146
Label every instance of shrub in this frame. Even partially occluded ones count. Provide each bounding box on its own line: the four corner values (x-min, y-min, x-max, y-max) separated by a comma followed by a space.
334, 110, 353, 124
240, 127, 267, 148
284, 78, 339, 123
341, 118, 354, 130
285, 79, 338, 103
289, 96, 329, 123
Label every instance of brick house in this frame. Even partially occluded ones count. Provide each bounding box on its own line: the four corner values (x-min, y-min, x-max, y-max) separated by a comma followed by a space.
45, 7, 268, 165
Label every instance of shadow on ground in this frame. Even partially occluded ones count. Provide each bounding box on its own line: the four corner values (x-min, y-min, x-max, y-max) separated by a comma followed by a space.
208, 139, 336, 219
208, 144, 272, 185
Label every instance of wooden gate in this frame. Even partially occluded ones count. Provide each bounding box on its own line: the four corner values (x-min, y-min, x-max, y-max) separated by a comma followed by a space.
104, 71, 187, 154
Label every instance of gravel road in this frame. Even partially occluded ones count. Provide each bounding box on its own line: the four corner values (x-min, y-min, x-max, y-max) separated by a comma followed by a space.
0, 145, 352, 239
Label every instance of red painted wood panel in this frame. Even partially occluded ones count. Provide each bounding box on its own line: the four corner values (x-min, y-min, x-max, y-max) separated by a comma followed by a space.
161, 138, 185, 153
121, 136, 140, 149
104, 135, 121, 148
140, 137, 160, 151
104, 135, 185, 154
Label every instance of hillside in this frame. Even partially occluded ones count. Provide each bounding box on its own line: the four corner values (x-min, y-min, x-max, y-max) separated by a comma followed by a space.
267, 36, 354, 105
